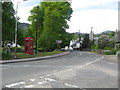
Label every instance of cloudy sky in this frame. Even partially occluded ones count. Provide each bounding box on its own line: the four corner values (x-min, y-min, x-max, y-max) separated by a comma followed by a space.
12, 0, 119, 34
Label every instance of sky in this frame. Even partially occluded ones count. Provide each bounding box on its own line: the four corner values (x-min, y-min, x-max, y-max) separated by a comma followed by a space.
12, 0, 119, 34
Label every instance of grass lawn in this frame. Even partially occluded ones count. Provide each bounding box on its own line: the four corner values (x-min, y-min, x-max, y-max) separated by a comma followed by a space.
14, 50, 64, 59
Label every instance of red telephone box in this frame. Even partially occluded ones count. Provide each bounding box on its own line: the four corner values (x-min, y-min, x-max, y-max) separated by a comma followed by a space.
24, 37, 33, 55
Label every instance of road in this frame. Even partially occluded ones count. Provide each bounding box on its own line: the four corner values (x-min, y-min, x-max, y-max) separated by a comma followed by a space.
2, 50, 118, 88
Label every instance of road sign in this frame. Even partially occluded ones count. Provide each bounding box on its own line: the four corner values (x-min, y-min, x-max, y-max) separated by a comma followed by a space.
56, 40, 62, 44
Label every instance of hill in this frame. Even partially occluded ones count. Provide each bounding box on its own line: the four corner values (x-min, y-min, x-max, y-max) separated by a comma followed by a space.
18, 23, 30, 30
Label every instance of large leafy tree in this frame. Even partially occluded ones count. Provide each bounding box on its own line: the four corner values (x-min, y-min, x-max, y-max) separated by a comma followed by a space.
82, 34, 90, 49
28, 2, 73, 51
2, 2, 15, 43
98, 35, 115, 49
40, 2, 73, 51
28, 5, 44, 42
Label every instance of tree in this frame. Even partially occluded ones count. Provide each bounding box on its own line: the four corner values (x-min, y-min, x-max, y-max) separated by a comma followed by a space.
82, 34, 90, 49
2, 2, 15, 44
109, 31, 115, 38
17, 28, 25, 46
98, 35, 115, 49
39, 2, 72, 51
28, 5, 44, 39
28, 2, 73, 51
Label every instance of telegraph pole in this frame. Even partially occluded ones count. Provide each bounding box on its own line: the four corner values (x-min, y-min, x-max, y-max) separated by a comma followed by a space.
14, 0, 28, 58
79, 30, 81, 50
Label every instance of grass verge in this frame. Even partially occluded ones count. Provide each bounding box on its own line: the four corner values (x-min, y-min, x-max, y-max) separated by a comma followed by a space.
4, 50, 64, 60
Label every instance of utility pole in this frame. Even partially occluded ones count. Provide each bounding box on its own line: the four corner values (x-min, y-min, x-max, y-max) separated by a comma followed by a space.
115, 29, 117, 49
14, 0, 28, 58
79, 30, 81, 50
14, 3, 18, 58
35, 6, 39, 53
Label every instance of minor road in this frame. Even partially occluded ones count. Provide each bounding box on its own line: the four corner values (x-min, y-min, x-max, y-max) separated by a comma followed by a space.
2, 50, 118, 88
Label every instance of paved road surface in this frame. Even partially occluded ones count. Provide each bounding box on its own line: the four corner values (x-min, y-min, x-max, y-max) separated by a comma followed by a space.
2, 50, 118, 88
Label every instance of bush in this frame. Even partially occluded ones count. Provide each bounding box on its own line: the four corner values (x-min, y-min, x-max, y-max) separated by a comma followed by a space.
104, 47, 111, 50
38, 48, 46, 52
11, 47, 24, 52
104, 49, 119, 55
2, 48, 12, 60
17, 47, 24, 52
91, 45, 98, 49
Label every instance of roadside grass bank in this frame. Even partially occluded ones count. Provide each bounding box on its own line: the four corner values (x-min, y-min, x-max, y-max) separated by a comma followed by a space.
92, 49, 119, 55
2, 50, 64, 60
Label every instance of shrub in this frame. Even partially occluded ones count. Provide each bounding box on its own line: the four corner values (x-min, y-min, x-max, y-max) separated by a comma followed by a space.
2, 48, 12, 60
11, 47, 24, 52
91, 45, 98, 50
17, 47, 24, 52
38, 48, 46, 52
104, 47, 111, 50
104, 49, 119, 55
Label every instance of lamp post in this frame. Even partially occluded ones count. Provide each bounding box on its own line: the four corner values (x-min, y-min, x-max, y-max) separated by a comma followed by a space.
14, 0, 28, 58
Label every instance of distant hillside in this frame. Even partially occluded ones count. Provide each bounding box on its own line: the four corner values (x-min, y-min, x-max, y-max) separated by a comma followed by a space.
74, 32, 88, 36
73, 30, 114, 36
72, 30, 115, 38
100, 30, 113, 35
18, 23, 30, 30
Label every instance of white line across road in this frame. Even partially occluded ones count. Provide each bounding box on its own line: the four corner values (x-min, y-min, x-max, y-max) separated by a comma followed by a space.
65, 83, 78, 88
24, 85, 35, 88
30, 79, 36, 82
5, 82, 25, 88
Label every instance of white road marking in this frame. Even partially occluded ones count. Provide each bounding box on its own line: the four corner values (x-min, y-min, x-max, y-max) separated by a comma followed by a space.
38, 77, 57, 85
38, 82, 44, 85
24, 85, 34, 88
46, 74, 51, 77
30, 79, 36, 82
43, 81, 47, 83
107, 62, 114, 65
40, 77, 44, 79
6, 82, 25, 88
65, 83, 78, 88
84, 56, 104, 66
5, 55, 104, 88
68, 69, 73, 71
45, 78, 56, 82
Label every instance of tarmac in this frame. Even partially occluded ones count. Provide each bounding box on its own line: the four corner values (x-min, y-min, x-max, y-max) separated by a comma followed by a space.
1, 51, 119, 64
0, 52, 70, 64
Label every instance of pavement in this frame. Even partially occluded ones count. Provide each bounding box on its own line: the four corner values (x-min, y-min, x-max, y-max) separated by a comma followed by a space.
117, 51, 120, 60
1, 50, 118, 89
0, 51, 70, 64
